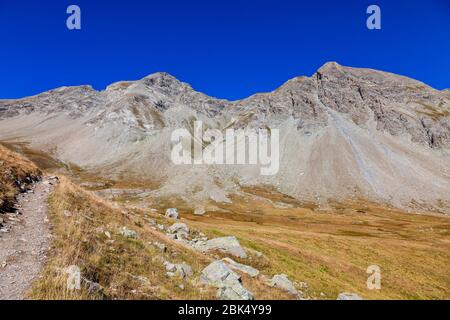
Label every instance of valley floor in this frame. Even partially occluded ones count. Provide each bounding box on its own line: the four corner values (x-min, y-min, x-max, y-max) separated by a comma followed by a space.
1, 143, 449, 300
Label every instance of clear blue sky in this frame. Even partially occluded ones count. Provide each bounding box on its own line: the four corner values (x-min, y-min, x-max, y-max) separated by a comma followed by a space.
1, 0, 449, 100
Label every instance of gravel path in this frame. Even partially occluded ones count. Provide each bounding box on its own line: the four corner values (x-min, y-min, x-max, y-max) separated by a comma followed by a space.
0, 176, 56, 300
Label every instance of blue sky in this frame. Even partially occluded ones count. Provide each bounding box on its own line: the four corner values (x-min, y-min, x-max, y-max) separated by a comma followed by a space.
1, 0, 449, 100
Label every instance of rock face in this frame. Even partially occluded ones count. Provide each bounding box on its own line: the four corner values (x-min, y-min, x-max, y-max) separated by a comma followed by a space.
222, 258, 259, 278
200, 260, 254, 300
194, 236, 247, 259
1, 63, 449, 213
337, 292, 364, 300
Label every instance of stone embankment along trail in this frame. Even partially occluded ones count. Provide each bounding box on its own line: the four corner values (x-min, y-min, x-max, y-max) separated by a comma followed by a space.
0, 176, 57, 300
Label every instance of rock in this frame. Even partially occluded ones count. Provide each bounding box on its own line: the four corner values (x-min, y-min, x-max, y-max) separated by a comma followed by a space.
82, 277, 103, 295
175, 263, 193, 278
200, 260, 241, 286
217, 283, 254, 300
152, 241, 167, 252
165, 208, 179, 219
146, 218, 157, 226
269, 274, 298, 296
1, 262, 7, 268
200, 260, 253, 300
168, 222, 189, 236
157, 224, 165, 231
119, 226, 138, 239
337, 292, 363, 300
164, 261, 177, 272
164, 261, 193, 278
194, 207, 205, 216
222, 257, 259, 277
194, 236, 247, 259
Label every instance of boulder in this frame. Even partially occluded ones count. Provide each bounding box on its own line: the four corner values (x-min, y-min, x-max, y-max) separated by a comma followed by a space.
165, 208, 179, 219
200, 260, 253, 300
200, 260, 240, 286
164, 261, 193, 278
222, 258, 259, 278
194, 207, 206, 216
337, 292, 363, 300
152, 242, 167, 252
217, 282, 254, 300
119, 226, 138, 239
269, 274, 298, 296
194, 236, 247, 259
168, 223, 189, 237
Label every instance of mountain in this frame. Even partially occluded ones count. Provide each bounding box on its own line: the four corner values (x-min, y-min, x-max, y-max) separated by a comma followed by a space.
0, 62, 449, 213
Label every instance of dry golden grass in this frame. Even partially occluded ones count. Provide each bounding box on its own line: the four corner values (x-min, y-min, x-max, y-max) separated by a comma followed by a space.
31, 177, 290, 300
0, 144, 41, 212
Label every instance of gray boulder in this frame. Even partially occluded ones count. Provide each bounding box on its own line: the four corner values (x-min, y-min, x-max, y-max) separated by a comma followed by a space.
194, 236, 247, 259
269, 274, 298, 296
337, 292, 363, 300
168, 222, 189, 238
164, 261, 193, 278
222, 258, 259, 277
119, 227, 138, 239
194, 207, 206, 216
200, 260, 253, 300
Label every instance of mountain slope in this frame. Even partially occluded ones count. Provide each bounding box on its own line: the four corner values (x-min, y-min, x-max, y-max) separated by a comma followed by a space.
0, 63, 449, 213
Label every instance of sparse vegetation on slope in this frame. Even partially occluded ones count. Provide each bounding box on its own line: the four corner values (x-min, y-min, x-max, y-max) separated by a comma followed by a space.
150, 188, 450, 300
0, 144, 41, 212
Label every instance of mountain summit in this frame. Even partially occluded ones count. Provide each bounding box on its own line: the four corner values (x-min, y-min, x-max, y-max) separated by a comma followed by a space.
0, 63, 449, 213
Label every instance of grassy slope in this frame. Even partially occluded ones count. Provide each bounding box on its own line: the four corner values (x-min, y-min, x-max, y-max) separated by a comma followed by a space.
31, 177, 290, 300
3, 143, 449, 300
0, 144, 41, 212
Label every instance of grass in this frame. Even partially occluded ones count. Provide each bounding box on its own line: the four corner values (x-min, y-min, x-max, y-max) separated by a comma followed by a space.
3, 143, 449, 300
167, 187, 450, 300
0, 144, 41, 212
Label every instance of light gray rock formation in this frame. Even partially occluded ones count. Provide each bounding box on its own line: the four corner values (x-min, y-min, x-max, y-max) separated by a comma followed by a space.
200, 260, 254, 300
165, 208, 179, 219
168, 222, 189, 238
194, 236, 247, 258
222, 257, 259, 277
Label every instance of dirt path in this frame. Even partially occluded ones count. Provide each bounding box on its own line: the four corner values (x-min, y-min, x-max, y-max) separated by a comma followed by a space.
0, 176, 56, 300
